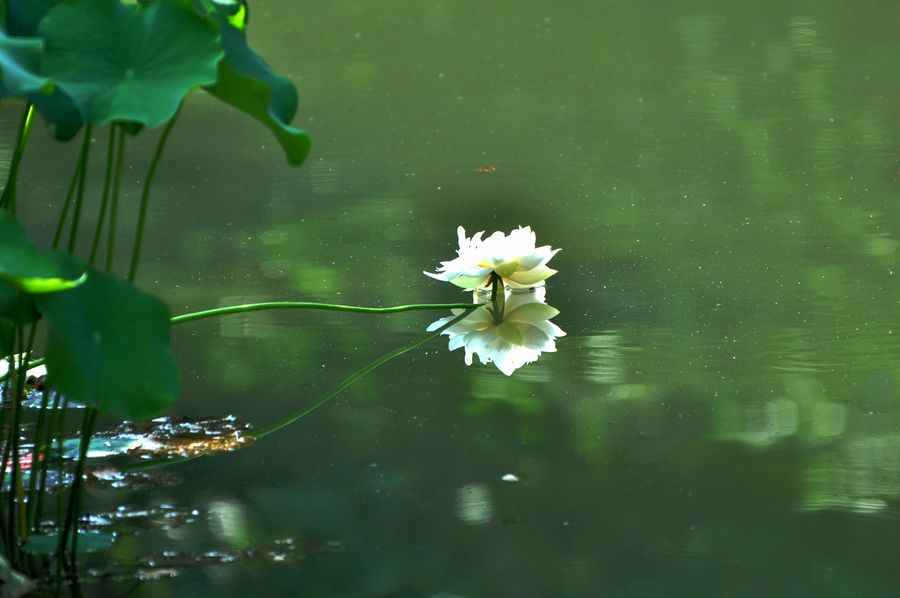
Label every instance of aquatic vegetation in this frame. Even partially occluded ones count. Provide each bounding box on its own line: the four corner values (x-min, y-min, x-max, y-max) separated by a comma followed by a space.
0, 0, 562, 588
425, 228, 564, 375
424, 225, 559, 289
0, 0, 320, 581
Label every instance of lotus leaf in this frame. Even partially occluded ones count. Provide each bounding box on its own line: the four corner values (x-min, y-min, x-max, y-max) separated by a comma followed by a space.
0, 26, 82, 139
39, 0, 223, 127
0, 32, 49, 95
205, 11, 310, 166
0, 281, 16, 314
4, 0, 61, 36
36, 257, 180, 419
0, 212, 85, 293
28, 88, 84, 140
0, 280, 39, 337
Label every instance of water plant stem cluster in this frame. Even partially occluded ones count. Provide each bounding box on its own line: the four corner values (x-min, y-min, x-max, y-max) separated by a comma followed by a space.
0, 0, 472, 587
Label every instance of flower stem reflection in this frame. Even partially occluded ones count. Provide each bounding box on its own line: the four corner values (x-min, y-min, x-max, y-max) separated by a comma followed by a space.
427, 285, 565, 376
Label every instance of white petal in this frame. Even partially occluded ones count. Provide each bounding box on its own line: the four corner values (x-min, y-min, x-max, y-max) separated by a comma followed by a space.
492, 345, 534, 376
426, 316, 453, 332
449, 272, 492, 289
424, 270, 453, 282
507, 265, 557, 286
516, 253, 546, 270
518, 323, 554, 350
535, 320, 566, 337
505, 302, 559, 324
448, 335, 467, 351
464, 329, 496, 355
456, 226, 468, 249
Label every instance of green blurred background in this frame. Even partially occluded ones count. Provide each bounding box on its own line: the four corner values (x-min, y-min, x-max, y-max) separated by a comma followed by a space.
4, 0, 900, 595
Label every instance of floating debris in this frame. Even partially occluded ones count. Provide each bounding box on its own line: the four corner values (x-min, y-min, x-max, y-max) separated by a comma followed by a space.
81, 536, 342, 585
85, 415, 255, 460
456, 483, 493, 525
500, 473, 519, 482
3, 416, 254, 494
86, 467, 180, 491
472, 165, 497, 173
87, 503, 202, 533
22, 530, 115, 556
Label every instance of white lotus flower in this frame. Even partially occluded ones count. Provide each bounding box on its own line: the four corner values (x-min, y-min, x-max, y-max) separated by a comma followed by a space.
424, 226, 559, 289
427, 287, 565, 376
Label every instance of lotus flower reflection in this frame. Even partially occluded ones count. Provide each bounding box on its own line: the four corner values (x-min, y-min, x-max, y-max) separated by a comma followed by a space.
424, 226, 559, 289
427, 287, 565, 376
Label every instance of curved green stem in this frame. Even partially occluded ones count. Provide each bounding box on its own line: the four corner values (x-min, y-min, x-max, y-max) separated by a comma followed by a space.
256, 306, 474, 438
58, 408, 98, 562
32, 389, 61, 533
89, 126, 117, 265
128, 115, 177, 282
4, 327, 24, 554
0, 103, 35, 215
67, 125, 93, 253
124, 306, 477, 472
25, 384, 51, 531
170, 301, 482, 324
53, 128, 92, 250
0, 301, 482, 383
105, 126, 126, 272
489, 272, 504, 325
3, 324, 36, 560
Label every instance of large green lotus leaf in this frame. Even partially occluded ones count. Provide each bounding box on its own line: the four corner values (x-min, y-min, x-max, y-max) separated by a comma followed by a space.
28, 86, 84, 140
0, 212, 85, 293
0, 277, 39, 364
4, 0, 62, 36
221, 24, 298, 130
205, 23, 310, 166
0, 31, 49, 95
39, 0, 223, 127
1, 0, 82, 139
0, 28, 82, 139
36, 258, 180, 419
0, 280, 38, 325
0, 282, 14, 312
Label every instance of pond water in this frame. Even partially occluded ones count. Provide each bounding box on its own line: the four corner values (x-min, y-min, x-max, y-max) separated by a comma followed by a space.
5, 0, 900, 595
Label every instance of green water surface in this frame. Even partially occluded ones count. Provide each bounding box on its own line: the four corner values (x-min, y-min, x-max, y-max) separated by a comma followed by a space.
4, 0, 900, 596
